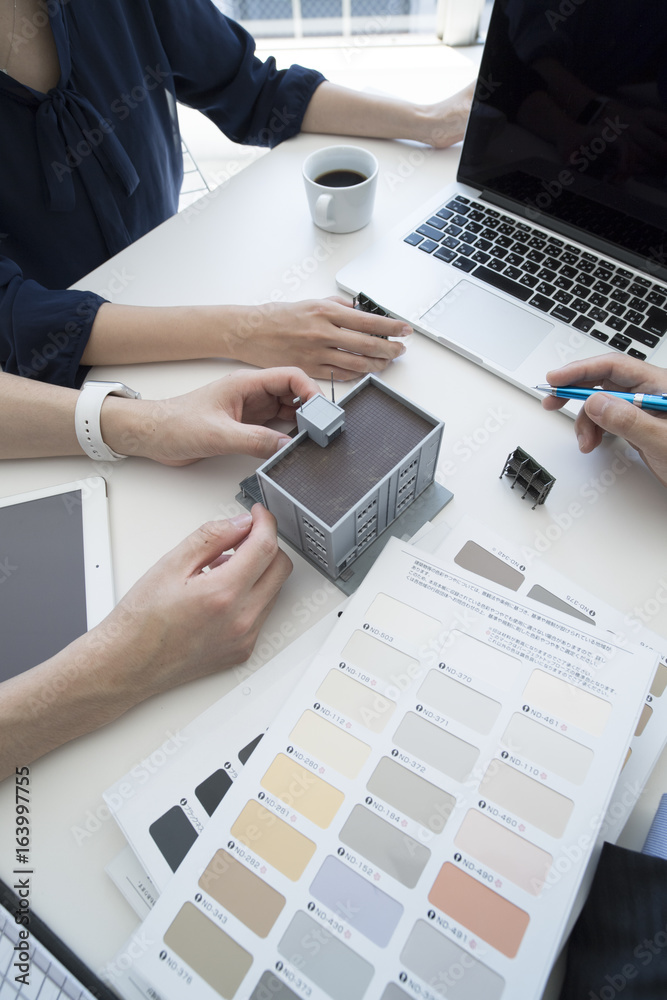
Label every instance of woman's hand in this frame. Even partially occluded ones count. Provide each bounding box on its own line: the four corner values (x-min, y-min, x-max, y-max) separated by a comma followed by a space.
224, 297, 412, 381
102, 366, 321, 464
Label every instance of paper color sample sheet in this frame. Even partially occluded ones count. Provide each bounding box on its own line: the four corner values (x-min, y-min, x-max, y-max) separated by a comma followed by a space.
122, 537, 656, 1000
105, 615, 339, 891
436, 518, 667, 851
106, 518, 667, 906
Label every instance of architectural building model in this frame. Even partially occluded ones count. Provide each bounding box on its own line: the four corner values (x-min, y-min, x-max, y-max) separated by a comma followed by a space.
295, 392, 345, 447
253, 374, 444, 581
499, 446, 556, 509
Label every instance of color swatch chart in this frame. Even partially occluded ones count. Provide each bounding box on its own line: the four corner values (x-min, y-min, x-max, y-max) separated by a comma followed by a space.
106, 517, 667, 913
105, 614, 337, 893
125, 537, 656, 1000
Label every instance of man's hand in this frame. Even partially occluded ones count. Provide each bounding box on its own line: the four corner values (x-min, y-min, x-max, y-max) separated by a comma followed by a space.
543, 355, 667, 487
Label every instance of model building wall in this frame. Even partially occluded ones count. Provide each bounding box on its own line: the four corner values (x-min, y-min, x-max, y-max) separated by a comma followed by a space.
257, 376, 443, 579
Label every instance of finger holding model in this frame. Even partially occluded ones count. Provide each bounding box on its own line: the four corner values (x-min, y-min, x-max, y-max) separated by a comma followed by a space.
540, 354, 667, 487
0, 506, 292, 779
101, 367, 323, 465
106, 505, 292, 695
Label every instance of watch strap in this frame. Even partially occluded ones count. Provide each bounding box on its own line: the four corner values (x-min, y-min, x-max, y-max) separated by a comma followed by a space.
75, 381, 141, 462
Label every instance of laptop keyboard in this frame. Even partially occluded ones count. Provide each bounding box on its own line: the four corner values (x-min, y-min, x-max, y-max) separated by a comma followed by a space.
404, 195, 667, 361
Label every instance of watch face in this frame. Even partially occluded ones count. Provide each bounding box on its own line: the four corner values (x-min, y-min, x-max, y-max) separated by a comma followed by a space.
85, 381, 139, 398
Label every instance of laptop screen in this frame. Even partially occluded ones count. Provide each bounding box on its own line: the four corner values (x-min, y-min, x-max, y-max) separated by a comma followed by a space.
459, 0, 667, 279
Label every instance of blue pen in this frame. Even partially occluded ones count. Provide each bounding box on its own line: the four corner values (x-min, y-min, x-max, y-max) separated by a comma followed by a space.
534, 384, 667, 413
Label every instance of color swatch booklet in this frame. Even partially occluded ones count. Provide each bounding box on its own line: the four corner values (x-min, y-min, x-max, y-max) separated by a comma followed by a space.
105, 518, 667, 905
120, 533, 657, 1000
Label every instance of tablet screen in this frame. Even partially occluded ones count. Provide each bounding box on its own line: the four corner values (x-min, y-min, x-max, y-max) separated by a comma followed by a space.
0, 482, 112, 682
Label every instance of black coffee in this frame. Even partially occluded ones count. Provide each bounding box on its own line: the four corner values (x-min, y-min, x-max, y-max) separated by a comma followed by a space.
315, 169, 367, 187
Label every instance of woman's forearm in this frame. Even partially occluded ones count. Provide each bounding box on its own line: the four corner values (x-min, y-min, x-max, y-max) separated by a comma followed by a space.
80, 301, 250, 367
0, 371, 154, 460
79, 297, 412, 382
0, 373, 82, 457
0, 623, 141, 780
301, 80, 474, 148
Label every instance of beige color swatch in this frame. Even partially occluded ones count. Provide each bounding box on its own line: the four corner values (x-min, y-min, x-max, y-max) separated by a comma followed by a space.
316, 670, 396, 734
479, 760, 574, 838
230, 800, 316, 881
198, 849, 285, 937
163, 902, 252, 999
260, 754, 344, 828
289, 710, 371, 779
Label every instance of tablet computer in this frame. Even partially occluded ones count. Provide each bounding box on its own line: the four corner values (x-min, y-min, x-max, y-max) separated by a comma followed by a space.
0, 477, 114, 683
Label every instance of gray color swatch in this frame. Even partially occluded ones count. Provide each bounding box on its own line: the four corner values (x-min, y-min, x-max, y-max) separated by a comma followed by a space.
339, 805, 431, 888
367, 756, 456, 833
380, 986, 412, 1000
400, 919, 505, 1000
278, 910, 374, 1000
393, 712, 479, 783
454, 539, 524, 591
527, 584, 594, 624
249, 971, 299, 1000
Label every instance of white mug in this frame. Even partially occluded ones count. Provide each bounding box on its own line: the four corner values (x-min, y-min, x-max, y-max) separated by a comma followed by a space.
302, 145, 379, 234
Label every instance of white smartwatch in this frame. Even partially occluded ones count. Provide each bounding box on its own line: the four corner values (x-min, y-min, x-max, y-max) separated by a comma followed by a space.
75, 380, 142, 461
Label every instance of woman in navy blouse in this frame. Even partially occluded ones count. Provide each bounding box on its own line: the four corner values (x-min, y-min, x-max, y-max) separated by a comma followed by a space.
0, 0, 472, 387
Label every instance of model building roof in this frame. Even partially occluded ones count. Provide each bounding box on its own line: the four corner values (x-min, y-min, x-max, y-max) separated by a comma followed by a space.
264, 383, 434, 526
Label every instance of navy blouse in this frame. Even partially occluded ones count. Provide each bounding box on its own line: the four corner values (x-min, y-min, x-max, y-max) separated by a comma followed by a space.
0, 0, 324, 386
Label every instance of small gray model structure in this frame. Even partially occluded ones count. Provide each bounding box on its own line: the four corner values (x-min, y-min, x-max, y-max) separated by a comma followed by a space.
296, 393, 345, 447
255, 374, 444, 580
499, 446, 556, 509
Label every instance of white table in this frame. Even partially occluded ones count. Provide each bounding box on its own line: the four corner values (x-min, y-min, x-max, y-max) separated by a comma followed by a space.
1, 47, 667, 1000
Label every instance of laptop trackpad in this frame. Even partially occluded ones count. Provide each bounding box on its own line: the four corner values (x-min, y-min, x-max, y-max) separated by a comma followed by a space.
420, 280, 553, 371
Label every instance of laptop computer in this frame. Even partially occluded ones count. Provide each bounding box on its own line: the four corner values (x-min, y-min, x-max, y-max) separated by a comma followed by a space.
337, 0, 667, 402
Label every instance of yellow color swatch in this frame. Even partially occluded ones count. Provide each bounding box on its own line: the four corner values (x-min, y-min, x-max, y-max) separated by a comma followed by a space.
231, 800, 316, 881
261, 754, 344, 828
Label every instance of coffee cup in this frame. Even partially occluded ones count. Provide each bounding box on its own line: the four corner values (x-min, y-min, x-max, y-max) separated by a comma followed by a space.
302, 145, 378, 234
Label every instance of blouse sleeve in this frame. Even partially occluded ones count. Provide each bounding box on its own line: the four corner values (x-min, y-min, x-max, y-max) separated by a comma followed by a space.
0, 256, 105, 388
146, 0, 325, 147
